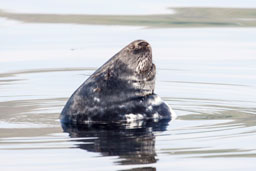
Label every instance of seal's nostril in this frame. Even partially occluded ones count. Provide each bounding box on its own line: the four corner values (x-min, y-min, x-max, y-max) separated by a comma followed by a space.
138, 41, 149, 47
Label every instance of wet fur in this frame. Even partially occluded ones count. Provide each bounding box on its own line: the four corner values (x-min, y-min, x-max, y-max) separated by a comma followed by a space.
61, 40, 172, 124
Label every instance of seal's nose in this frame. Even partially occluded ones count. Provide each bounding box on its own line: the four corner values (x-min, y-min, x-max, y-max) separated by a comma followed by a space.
138, 41, 149, 47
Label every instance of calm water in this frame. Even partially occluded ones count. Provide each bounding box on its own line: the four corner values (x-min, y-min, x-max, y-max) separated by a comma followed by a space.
1, 0, 256, 170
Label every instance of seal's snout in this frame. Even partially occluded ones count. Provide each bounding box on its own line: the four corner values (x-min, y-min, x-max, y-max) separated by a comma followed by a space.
131, 40, 151, 55
138, 41, 149, 47
135, 40, 150, 49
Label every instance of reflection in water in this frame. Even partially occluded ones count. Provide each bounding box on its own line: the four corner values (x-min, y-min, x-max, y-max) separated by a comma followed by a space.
62, 119, 170, 165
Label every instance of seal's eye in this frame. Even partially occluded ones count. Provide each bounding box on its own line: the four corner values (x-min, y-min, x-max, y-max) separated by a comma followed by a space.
138, 41, 149, 47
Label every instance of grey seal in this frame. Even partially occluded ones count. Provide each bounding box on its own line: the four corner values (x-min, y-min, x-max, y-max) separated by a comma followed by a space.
60, 40, 175, 124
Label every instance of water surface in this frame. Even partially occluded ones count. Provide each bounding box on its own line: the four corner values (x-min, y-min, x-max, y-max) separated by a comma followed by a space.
0, 0, 256, 170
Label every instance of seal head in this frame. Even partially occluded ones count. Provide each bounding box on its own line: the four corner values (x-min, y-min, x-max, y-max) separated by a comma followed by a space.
61, 40, 174, 124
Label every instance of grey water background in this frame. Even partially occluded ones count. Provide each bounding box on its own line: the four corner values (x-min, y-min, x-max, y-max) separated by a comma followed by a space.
0, 0, 256, 170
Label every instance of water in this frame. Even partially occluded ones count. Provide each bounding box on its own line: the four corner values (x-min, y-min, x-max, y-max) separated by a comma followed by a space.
0, 0, 256, 170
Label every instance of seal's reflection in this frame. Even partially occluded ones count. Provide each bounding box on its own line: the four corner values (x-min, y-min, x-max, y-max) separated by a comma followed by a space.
62, 119, 170, 165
